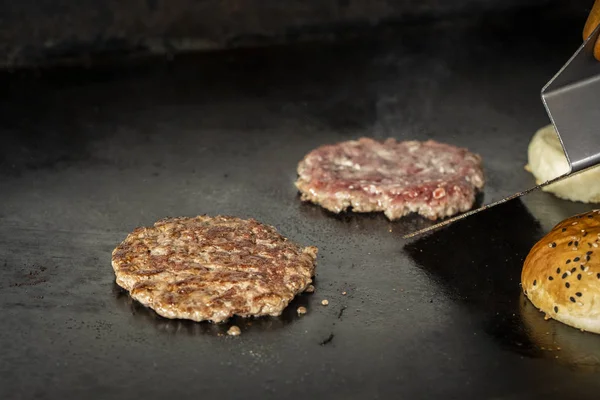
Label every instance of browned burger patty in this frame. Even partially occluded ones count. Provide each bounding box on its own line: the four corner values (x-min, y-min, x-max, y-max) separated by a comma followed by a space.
295, 137, 485, 220
112, 215, 318, 323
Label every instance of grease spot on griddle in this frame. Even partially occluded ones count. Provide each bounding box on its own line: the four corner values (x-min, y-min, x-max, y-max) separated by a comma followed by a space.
9, 264, 50, 288
320, 333, 335, 346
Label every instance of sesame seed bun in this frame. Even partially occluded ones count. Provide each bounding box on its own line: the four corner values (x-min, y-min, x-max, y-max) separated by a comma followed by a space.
519, 293, 600, 371
522, 210, 600, 334
525, 124, 600, 203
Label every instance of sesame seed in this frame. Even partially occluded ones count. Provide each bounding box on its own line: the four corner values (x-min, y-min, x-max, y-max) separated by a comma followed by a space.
576, 292, 582, 297
572, 222, 578, 225
556, 268, 561, 274
587, 251, 593, 255
549, 276, 554, 281
584, 232, 589, 237
533, 280, 537, 286
589, 214, 594, 218
566, 282, 570, 288
562, 228, 567, 232
570, 297, 576, 303
571, 267, 577, 273
579, 302, 584, 306
587, 255, 591, 261
588, 243, 593, 248
594, 243, 599, 248
575, 241, 579, 247
554, 306, 558, 313
552, 242, 557, 248
574, 257, 581, 262
578, 274, 582, 280
566, 259, 572, 264
321, 299, 329, 306
581, 265, 585, 271
562, 273, 568, 279
597, 273, 600, 279
568, 241, 573, 246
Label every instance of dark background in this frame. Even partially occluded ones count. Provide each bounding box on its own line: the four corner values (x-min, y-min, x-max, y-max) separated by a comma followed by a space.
2, 1, 600, 399
0, 0, 591, 67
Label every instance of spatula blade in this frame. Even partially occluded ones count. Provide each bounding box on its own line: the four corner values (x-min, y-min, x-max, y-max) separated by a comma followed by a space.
403, 24, 600, 240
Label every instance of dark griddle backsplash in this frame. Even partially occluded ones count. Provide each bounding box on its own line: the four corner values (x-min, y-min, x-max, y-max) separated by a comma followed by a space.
0, 0, 591, 68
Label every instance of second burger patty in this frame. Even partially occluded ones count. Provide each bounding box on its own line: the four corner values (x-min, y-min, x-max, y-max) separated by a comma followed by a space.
295, 137, 485, 220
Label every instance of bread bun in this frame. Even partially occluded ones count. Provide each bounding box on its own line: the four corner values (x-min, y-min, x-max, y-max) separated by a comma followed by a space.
525, 124, 600, 203
520, 293, 600, 370
522, 210, 600, 333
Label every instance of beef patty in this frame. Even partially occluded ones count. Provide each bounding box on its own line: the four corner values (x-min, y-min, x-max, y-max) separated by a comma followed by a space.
295, 137, 485, 220
112, 216, 317, 323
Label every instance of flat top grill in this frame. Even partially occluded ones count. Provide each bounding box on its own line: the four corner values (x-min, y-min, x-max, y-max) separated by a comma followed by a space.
2, 6, 600, 399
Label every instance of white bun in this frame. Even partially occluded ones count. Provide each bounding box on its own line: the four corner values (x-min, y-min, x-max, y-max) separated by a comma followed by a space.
526, 124, 600, 203
522, 210, 600, 334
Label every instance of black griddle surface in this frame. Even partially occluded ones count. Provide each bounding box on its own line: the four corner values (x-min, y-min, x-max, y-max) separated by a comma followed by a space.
2, 7, 600, 400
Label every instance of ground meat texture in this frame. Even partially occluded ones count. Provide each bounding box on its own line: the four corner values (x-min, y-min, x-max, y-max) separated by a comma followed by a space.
112, 216, 318, 323
295, 137, 485, 220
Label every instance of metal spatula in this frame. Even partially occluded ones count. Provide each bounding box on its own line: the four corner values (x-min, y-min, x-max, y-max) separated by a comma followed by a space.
403, 22, 600, 239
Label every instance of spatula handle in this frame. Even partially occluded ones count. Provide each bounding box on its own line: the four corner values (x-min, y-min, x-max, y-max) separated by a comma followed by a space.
583, 0, 600, 60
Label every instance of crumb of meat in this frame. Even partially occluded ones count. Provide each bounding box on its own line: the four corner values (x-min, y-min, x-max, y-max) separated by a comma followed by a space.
342, 291, 347, 295
321, 299, 329, 306
227, 326, 241, 336
295, 137, 485, 220
111, 215, 318, 323
297, 306, 307, 315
